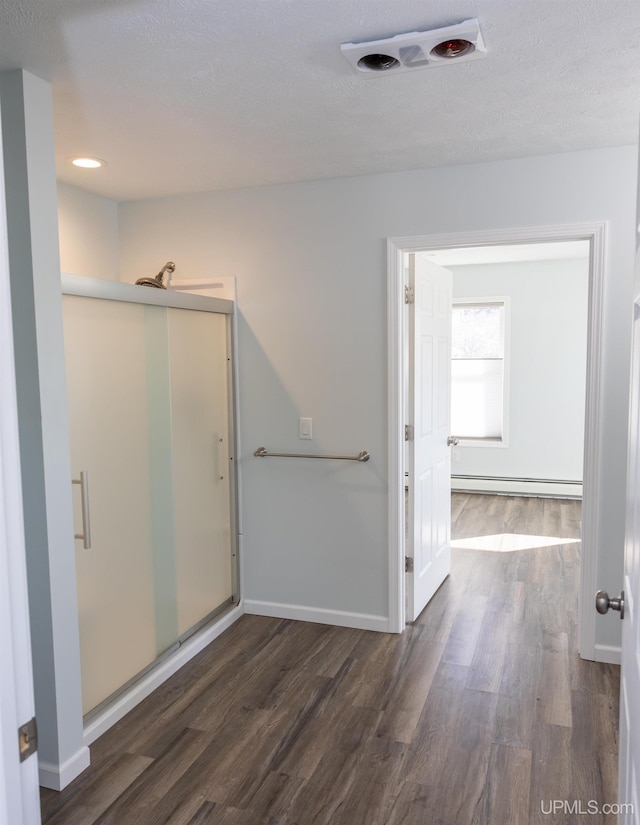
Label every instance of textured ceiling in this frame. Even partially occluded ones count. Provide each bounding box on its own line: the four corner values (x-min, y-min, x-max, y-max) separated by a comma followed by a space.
0, 0, 639, 201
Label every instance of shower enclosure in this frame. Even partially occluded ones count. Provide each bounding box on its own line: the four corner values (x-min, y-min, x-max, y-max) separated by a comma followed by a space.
61, 274, 238, 718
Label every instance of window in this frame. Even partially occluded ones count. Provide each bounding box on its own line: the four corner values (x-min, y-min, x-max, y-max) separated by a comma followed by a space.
451, 300, 507, 442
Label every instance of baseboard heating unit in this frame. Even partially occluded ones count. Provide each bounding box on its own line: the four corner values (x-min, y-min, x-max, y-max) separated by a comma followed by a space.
451, 475, 582, 499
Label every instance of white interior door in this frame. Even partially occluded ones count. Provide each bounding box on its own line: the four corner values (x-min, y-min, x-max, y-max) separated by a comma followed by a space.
617, 160, 640, 822
406, 253, 453, 621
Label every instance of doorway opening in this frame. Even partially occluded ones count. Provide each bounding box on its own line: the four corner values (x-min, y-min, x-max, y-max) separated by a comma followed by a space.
427, 239, 589, 500
387, 223, 607, 663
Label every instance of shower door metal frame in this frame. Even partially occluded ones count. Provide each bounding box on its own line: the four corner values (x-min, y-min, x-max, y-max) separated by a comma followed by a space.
61, 273, 242, 703
62, 273, 234, 316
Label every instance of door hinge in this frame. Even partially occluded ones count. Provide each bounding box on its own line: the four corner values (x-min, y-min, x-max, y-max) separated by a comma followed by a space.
405, 556, 414, 573
405, 425, 414, 442
18, 717, 37, 762
404, 286, 414, 304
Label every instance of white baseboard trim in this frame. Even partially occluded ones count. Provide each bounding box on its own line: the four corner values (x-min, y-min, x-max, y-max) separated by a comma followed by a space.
593, 643, 621, 666
39, 745, 91, 790
83, 603, 244, 747
244, 599, 390, 632
451, 476, 582, 498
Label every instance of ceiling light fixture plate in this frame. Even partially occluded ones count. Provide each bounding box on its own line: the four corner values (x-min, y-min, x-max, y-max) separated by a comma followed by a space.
340, 18, 486, 75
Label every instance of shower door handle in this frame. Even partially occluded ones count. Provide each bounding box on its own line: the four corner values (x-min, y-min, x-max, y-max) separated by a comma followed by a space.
72, 470, 92, 549
217, 437, 225, 480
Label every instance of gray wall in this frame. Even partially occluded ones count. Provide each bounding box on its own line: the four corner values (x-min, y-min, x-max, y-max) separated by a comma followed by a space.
112, 146, 637, 649
57, 183, 120, 280
2, 71, 87, 787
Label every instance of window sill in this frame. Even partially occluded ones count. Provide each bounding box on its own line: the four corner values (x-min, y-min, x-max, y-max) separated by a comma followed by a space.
455, 438, 508, 449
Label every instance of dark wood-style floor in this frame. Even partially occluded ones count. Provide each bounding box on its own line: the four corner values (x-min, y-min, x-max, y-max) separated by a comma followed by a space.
41, 494, 620, 825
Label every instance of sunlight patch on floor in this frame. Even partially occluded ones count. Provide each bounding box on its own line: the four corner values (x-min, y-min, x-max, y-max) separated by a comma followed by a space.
451, 533, 581, 552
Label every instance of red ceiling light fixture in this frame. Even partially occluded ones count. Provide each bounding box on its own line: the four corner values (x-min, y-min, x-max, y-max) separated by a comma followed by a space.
341, 18, 486, 75
431, 38, 475, 59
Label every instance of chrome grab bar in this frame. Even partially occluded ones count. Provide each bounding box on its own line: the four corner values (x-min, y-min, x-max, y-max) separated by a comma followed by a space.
72, 470, 92, 549
253, 447, 370, 462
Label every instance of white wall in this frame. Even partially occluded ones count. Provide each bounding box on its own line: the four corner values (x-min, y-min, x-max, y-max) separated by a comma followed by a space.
0, 73, 41, 822
451, 257, 589, 491
1, 71, 88, 789
118, 146, 637, 649
57, 183, 119, 280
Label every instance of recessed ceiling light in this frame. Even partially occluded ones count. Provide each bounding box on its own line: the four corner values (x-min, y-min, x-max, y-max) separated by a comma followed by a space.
70, 157, 107, 169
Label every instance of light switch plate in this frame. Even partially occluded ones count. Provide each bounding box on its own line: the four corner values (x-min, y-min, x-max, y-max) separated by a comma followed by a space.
299, 417, 313, 440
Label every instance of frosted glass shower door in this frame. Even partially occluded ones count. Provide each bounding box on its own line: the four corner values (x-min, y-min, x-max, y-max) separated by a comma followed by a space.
64, 295, 161, 715
64, 284, 236, 717
168, 308, 233, 636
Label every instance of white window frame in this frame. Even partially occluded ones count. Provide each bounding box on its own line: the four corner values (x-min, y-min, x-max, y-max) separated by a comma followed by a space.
451, 296, 510, 448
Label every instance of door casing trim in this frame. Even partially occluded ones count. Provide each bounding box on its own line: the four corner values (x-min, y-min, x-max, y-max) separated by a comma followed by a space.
387, 222, 606, 656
